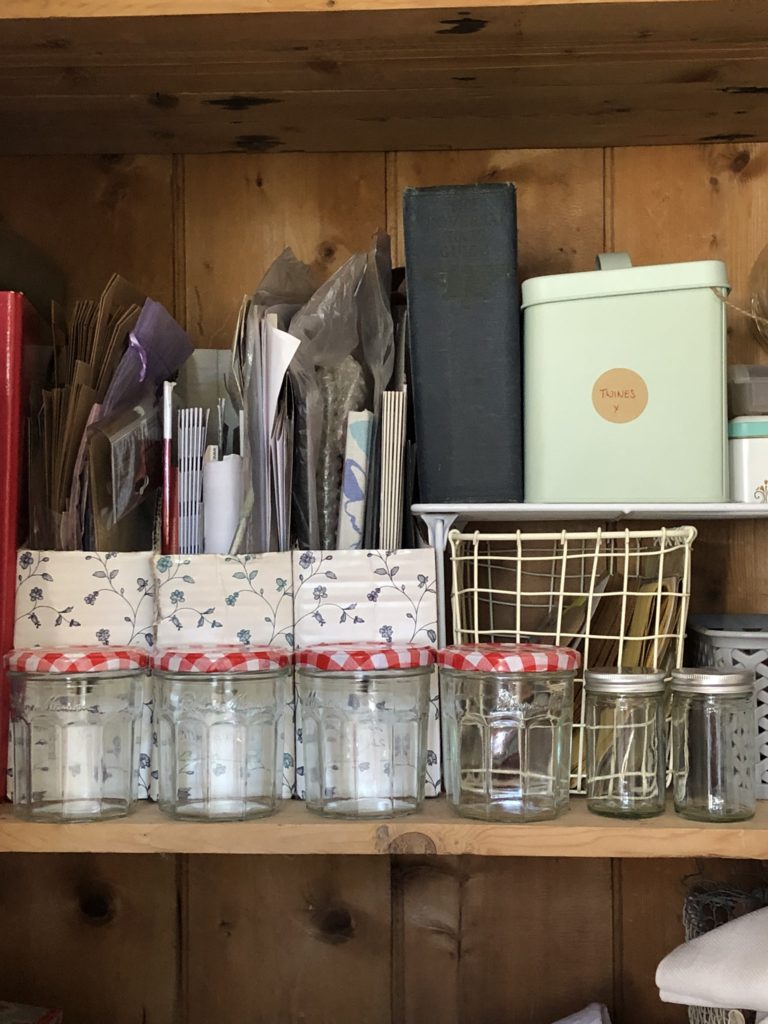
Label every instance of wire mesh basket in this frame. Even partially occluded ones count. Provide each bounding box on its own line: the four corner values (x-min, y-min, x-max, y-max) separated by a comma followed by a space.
448, 525, 697, 792
683, 886, 768, 1024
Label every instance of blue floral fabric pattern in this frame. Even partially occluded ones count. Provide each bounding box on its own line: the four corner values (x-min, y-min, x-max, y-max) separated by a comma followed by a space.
291, 548, 441, 799
153, 552, 296, 797
14, 550, 156, 649
11, 550, 157, 802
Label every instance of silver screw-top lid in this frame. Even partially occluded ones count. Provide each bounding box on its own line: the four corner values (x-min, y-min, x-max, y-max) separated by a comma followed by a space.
584, 666, 667, 695
670, 666, 755, 695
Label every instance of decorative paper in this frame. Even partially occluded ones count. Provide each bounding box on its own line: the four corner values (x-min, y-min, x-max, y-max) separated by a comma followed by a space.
14, 550, 155, 650
10, 549, 157, 801
292, 548, 441, 798
152, 552, 296, 797
337, 410, 373, 549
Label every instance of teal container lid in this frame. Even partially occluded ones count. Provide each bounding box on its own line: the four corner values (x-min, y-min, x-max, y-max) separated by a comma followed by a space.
522, 258, 730, 310
729, 415, 768, 439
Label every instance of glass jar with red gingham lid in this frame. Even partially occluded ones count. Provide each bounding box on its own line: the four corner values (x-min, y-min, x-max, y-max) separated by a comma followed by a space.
438, 643, 581, 823
152, 645, 291, 822
7, 646, 148, 822
295, 643, 435, 819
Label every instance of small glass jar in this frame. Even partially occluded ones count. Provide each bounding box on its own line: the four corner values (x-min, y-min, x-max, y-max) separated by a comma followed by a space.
295, 644, 434, 819
8, 646, 146, 822
440, 644, 580, 822
671, 667, 756, 822
155, 645, 290, 821
585, 668, 667, 819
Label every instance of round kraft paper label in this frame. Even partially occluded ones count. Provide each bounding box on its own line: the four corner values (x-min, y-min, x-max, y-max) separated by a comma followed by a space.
592, 368, 649, 423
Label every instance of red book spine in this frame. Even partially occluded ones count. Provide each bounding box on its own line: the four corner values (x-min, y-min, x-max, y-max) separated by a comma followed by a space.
0, 293, 24, 800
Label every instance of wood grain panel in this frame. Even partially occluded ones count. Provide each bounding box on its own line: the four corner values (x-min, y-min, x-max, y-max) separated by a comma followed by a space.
617, 859, 692, 1024
184, 854, 391, 1024
611, 144, 768, 616
3, 2, 768, 154
391, 856, 461, 1024
182, 152, 385, 346
0, 852, 178, 1024
5, 86, 768, 156
387, 149, 605, 276
455, 857, 614, 1023
0, 0, 728, 18
0, 155, 176, 313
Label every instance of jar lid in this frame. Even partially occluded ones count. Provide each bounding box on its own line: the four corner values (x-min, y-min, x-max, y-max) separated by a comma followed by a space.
585, 667, 666, 694
671, 666, 755, 694
6, 647, 149, 674
437, 643, 581, 674
295, 643, 435, 672
153, 645, 291, 674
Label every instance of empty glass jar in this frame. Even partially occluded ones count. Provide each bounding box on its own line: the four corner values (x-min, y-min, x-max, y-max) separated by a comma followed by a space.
585, 668, 667, 819
295, 644, 434, 818
440, 644, 580, 822
155, 645, 290, 821
8, 646, 146, 821
671, 667, 756, 822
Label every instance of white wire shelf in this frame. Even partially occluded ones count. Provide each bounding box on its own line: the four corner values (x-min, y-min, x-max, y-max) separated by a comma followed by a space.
413, 503, 768, 523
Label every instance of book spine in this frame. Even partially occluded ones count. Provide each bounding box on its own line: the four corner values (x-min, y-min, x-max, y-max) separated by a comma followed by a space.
404, 184, 523, 503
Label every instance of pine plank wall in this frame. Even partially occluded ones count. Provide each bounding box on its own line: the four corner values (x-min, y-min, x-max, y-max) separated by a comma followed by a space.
0, 144, 767, 1023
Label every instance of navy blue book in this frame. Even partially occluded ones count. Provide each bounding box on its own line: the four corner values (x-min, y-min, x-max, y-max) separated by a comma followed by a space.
404, 183, 522, 504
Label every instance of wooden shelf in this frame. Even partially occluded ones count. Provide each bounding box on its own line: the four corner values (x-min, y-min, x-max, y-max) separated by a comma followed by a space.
3, 0, 768, 154
2, 796, 768, 857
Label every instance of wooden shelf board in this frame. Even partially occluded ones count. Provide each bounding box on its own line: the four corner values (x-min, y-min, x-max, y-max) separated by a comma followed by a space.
0, 0, 713, 16
2, 1, 768, 154
2, 796, 768, 857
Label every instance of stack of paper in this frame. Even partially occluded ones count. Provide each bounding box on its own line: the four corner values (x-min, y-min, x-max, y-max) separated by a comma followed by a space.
378, 388, 408, 550
177, 407, 209, 555
28, 274, 192, 552
231, 301, 300, 553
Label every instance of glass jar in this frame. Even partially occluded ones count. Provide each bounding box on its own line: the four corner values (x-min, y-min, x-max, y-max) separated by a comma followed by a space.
440, 643, 580, 822
8, 647, 146, 822
585, 668, 667, 819
155, 645, 290, 821
671, 667, 756, 822
295, 644, 434, 819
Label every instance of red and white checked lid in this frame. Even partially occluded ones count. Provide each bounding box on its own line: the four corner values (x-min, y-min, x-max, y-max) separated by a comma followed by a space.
153, 645, 290, 674
295, 643, 435, 672
438, 643, 581, 674
6, 647, 149, 674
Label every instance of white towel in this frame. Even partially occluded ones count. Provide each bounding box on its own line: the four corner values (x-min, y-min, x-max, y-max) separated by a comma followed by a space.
656, 905, 768, 1013
552, 1004, 611, 1024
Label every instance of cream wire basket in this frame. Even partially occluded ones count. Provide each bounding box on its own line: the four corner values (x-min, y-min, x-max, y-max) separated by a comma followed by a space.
448, 525, 697, 793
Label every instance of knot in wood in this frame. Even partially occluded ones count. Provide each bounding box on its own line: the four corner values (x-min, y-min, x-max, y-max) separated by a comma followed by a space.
387, 831, 438, 855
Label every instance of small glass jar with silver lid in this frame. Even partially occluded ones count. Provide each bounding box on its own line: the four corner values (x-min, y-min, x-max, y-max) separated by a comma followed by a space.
670, 667, 756, 822
585, 667, 667, 819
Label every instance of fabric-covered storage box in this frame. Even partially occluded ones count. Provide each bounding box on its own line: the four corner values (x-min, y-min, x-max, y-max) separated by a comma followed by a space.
291, 548, 441, 799
152, 552, 296, 797
11, 550, 157, 800
522, 254, 729, 502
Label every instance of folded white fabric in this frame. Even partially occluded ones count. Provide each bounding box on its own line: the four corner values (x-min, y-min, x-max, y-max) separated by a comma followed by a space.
551, 1004, 611, 1024
656, 905, 768, 1013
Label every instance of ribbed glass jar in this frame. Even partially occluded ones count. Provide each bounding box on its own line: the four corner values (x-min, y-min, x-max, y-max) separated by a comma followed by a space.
8, 647, 146, 822
295, 644, 434, 819
440, 644, 580, 822
155, 645, 290, 821
585, 668, 667, 819
671, 667, 756, 822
